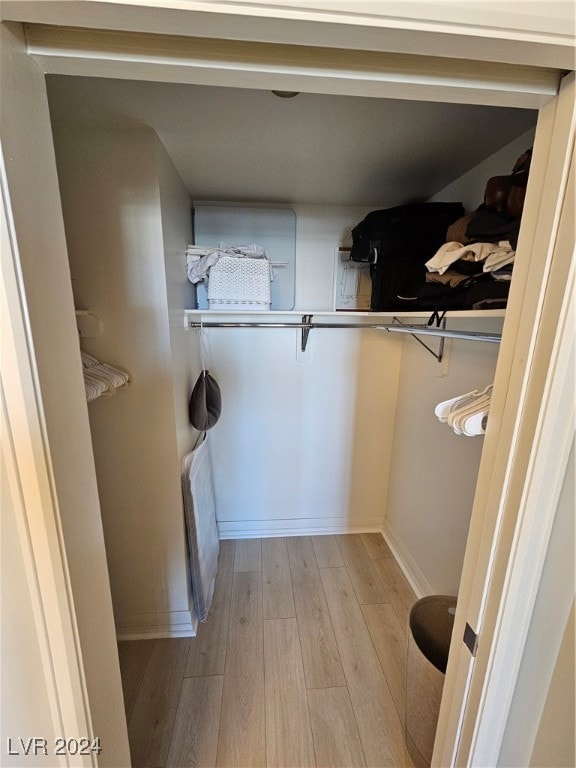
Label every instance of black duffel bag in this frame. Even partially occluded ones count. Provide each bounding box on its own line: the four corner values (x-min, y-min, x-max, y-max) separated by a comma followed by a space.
350, 202, 464, 311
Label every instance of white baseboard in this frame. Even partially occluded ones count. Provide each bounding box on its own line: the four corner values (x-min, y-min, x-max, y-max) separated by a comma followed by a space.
381, 520, 435, 599
218, 516, 383, 539
116, 609, 197, 641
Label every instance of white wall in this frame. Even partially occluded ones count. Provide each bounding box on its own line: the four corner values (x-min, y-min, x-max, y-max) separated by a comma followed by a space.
293, 204, 373, 310
52, 126, 194, 639
209, 326, 403, 537
430, 127, 536, 212
200, 204, 403, 537
158, 141, 201, 456
383, 316, 503, 595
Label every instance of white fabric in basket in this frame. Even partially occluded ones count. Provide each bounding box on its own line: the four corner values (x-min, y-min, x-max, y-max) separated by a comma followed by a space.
207, 256, 271, 307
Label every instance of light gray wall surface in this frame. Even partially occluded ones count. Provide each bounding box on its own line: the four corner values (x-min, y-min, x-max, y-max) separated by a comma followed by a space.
158, 140, 200, 459
430, 127, 537, 212
52, 126, 194, 638
383, 316, 503, 595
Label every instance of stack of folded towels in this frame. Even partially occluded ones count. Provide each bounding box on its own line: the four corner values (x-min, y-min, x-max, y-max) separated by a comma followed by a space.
81, 352, 131, 402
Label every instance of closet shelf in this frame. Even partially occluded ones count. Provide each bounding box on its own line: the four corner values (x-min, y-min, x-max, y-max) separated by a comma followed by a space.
186, 310, 503, 356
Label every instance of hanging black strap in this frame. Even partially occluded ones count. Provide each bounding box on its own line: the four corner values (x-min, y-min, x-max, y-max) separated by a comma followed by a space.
427, 309, 447, 328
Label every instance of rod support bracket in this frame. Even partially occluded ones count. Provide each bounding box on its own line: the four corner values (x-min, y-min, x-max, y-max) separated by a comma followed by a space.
301, 314, 313, 351
391, 316, 446, 362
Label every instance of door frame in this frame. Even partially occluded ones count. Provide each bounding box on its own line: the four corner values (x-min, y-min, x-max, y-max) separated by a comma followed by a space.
434, 74, 575, 764
1, 20, 132, 767
1, 148, 96, 768
1, 6, 574, 766
466, 145, 574, 767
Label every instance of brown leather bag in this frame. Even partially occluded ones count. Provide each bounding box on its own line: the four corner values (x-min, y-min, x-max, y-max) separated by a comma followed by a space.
444, 149, 532, 247
483, 149, 532, 218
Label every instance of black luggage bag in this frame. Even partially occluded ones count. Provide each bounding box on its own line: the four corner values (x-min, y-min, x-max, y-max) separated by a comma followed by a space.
350, 202, 464, 311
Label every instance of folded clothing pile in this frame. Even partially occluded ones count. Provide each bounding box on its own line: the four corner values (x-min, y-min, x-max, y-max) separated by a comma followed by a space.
414, 149, 531, 311
81, 352, 131, 402
418, 239, 514, 310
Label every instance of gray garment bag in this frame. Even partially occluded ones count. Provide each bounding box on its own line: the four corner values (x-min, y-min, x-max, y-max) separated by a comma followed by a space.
181, 433, 219, 622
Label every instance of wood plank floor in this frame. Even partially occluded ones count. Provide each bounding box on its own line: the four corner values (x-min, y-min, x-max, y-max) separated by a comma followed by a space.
119, 534, 417, 768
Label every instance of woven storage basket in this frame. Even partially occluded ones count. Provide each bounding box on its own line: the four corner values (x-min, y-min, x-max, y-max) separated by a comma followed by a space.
207, 256, 271, 310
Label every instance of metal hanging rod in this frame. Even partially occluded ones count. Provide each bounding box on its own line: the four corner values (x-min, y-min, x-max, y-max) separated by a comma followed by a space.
188, 315, 502, 359
384, 316, 502, 361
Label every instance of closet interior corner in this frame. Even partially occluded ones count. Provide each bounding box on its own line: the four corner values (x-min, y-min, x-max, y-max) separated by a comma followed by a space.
46, 74, 538, 641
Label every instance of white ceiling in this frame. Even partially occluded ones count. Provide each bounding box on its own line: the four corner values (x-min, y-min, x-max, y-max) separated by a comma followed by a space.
47, 76, 537, 208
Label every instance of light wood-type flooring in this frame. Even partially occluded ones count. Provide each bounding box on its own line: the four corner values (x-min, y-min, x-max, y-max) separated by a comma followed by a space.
118, 533, 417, 768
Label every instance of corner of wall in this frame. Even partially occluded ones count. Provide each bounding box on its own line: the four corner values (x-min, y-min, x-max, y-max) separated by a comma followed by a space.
429, 127, 537, 211
381, 520, 435, 598
156, 134, 202, 460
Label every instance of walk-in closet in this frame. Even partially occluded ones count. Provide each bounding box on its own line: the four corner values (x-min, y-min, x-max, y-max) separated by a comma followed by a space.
47, 75, 537, 612
42, 72, 540, 766
3, 4, 574, 768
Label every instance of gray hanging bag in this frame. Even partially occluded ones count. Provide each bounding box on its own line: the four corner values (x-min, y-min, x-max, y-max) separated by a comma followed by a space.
189, 370, 222, 430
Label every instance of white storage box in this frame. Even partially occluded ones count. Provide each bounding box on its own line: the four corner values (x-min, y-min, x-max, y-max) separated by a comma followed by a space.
207, 256, 271, 310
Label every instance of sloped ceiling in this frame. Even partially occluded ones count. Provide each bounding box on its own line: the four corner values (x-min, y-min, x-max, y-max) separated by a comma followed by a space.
47, 76, 537, 208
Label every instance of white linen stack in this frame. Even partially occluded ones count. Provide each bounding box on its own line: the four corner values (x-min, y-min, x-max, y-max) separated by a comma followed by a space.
81, 352, 131, 402
435, 385, 493, 436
